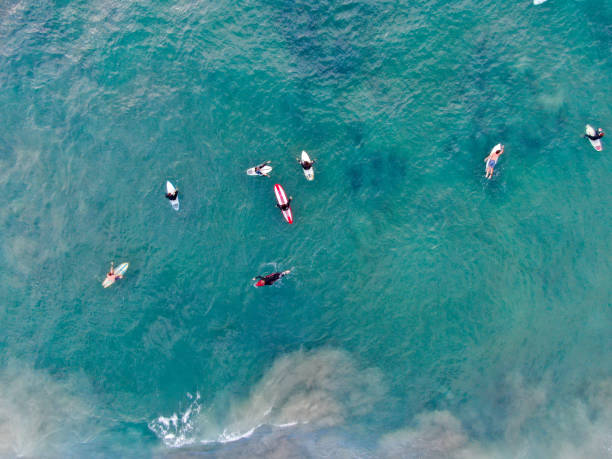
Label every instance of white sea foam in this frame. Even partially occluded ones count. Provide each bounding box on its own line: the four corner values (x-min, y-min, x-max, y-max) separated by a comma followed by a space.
148, 393, 201, 448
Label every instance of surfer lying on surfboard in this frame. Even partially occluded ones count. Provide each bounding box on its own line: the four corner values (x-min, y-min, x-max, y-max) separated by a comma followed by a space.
254, 161, 271, 177
484, 144, 504, 180
276, 196, 292, 211
165, 188, 178, 200
105, 262, 123, 284
252, 270, 291, 287
298, 157, 315, 170
584, 127, 604, 141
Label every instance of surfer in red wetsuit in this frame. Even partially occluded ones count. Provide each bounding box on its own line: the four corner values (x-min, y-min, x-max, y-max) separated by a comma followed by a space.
165, 189, 178, 200
253, 270, 291, 287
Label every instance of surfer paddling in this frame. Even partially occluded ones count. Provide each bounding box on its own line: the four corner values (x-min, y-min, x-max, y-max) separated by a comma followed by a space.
276, 196, 292, 211
584, 127, 604, 141
297, 151, 315, 181
484, 144, 504, 179
273, 184, 293, 224
165, 188, 178, 200
254, 161, 271, 177
105, 262, 123, 284
298, 157, 315, 170
253, 270, 291, 287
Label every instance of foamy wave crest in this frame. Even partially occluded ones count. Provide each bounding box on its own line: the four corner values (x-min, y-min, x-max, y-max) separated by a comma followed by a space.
149, 348, 385, 447
148, 392, 202, 448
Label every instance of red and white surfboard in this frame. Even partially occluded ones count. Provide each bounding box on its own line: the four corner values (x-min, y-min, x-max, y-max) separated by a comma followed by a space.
274, 184, 293, 224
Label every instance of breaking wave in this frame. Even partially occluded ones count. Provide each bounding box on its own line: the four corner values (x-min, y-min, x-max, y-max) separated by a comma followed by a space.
148, 392, 202, 448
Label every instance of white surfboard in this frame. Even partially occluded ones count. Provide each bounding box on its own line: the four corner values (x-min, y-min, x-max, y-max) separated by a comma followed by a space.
533, 0, 548, 5
102, 262, 129, 288
490, 143, 502, 156
585, 125, 603, 151
166, 181, 179, 211
300, 151, 314, 181
246, 164, 272, 176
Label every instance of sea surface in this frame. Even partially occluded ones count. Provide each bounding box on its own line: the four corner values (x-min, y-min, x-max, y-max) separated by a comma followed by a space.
0, 0, 610, 457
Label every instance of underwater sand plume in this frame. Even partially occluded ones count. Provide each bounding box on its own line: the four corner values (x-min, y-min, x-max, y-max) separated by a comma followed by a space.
0, 362, 102, 458
149, 348, 386, 447
152, 359, 612, 458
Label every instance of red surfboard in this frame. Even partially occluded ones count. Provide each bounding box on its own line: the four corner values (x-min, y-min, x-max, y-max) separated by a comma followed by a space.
274, 184, 293, 224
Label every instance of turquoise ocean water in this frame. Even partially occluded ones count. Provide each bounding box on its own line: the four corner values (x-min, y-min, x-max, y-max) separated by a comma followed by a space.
0, 0, 611, 457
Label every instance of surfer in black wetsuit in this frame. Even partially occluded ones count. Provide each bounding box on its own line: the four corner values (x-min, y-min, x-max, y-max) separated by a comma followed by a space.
253, 270, 291, 287
584, 127, 604, 141
298, 157, 315, 170
301, 160, 314, 170
276, 196, 292, 211
165, 189, 178, 200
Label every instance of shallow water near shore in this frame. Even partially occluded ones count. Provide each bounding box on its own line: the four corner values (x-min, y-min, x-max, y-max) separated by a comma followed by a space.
0, 0, 610, 457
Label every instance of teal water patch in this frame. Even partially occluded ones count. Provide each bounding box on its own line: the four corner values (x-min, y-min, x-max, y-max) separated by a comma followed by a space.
0, 0, 610, 456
